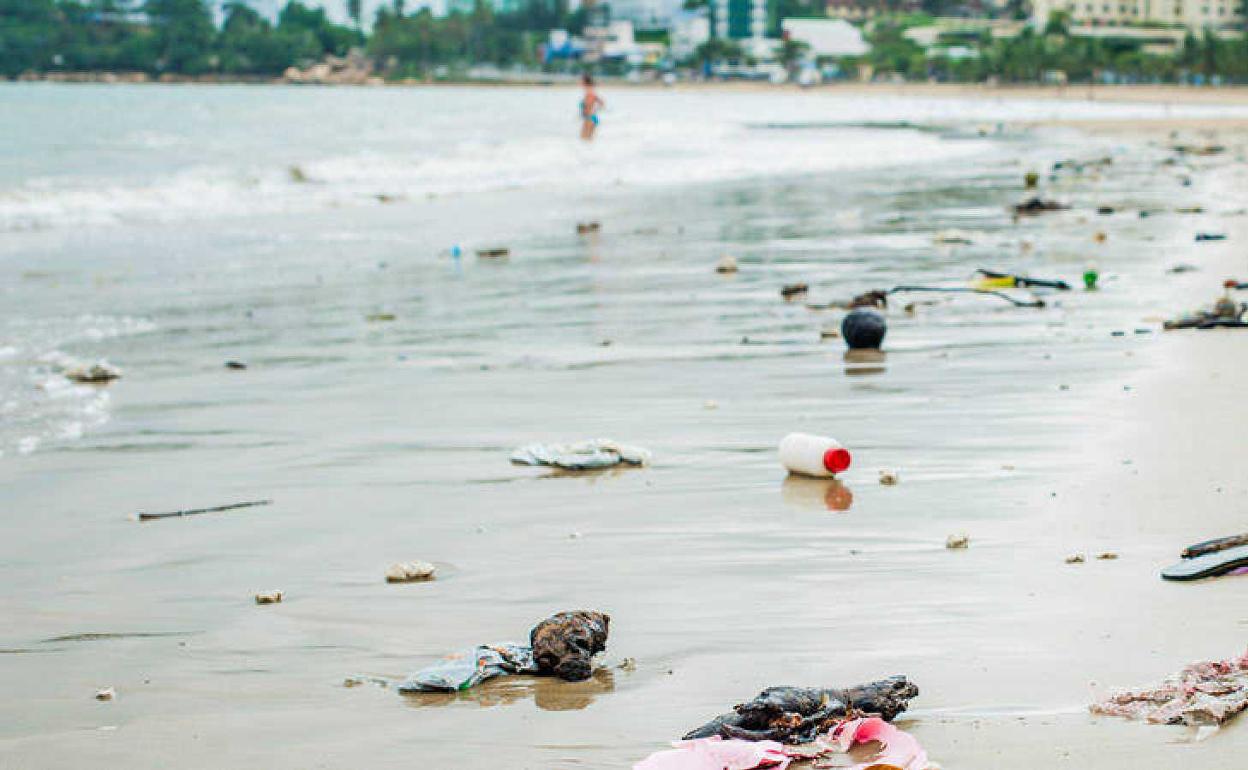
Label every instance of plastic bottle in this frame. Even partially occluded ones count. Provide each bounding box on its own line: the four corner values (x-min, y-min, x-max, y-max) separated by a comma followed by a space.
779, 433, 852, 478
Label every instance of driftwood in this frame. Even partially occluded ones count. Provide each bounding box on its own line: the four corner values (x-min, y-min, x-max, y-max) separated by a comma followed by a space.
683, 676, 919, 743
137, 499, 272, 521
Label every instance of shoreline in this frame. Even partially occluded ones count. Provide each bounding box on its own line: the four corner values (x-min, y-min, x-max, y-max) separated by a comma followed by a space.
13, 73, 1248, 105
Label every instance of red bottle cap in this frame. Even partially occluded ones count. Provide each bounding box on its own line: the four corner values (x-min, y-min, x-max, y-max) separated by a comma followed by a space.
822, 447, 852, 474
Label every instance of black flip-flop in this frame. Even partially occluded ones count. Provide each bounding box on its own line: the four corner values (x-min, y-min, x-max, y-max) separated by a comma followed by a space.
1162, 544, 1248, 581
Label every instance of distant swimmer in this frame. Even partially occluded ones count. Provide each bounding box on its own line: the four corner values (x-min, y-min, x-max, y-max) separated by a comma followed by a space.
579, 73, 604, 141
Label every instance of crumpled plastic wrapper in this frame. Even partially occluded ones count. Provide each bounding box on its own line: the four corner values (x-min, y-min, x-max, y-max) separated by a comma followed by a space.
510, 439, 651, 470
396, 643, 537, 693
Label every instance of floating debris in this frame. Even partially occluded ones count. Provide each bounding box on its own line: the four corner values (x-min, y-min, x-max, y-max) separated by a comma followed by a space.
476, 247, 510, 259
254, 591, 283, 605
510, 439, 651, 470
716, 255, 739, 274
945, 533, 970, 550
137, 499, 272, 522
63, 360, 122, 384
1066, 553, 1086, 564
224, 360, 248, 370
95, 687, 115, 702
780, 283, 809, 300
366, 312, 397, 322
576, 221, 601, 234
879, 470, 899, 486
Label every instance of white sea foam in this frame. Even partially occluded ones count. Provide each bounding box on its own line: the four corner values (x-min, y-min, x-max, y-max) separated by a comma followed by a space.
6, 87, 1242, 234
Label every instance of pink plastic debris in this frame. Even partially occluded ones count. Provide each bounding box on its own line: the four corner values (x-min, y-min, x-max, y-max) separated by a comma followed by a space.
633, 736, 792, 770
823, 718, 930, 770
1090, 648, 1248, 726
634, 719, 932, 770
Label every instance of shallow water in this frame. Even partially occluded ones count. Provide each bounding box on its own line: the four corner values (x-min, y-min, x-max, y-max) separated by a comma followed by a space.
2, 84, 1247, 768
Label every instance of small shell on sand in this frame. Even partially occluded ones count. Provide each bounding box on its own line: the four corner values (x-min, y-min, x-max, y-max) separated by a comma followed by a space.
716, 255, 739, 274
945, 533, 970, 549
1065, 553, 1086, 564
254, 590, 283, 604
879, 470, 899, 486
384, 561, 436, 583
95, 687, 115, 701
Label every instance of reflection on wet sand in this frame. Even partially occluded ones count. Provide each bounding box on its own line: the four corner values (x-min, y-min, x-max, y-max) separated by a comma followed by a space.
400, 667, 615, 711
844, 348, 887, 376
780, 475, 854, 512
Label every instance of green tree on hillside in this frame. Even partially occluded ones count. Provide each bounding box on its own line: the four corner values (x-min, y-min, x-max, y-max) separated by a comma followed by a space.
144, 0, 214, 73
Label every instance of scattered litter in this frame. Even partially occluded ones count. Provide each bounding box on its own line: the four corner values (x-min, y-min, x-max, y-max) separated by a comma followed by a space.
1065, 553, 1085, 564
95, 687, 115, 701
1094, 231, 1108, 244
397, 610, 609, 691
63, 360, 122, 384
1097, 206, 1115, 215
879, 470, 899, 486
343, 675, 389, 688
683, 677, 919, 743
618, 657, 638, 672
1176, 206, 1205, 214
975, 269, 1070, 291
224, 360, 248, 370
1083, 266, 1099, 290
366, 312, 396, 322
254, 590, 283, 605
841, 308, 886, 350
1196, 233, 1228, 242
635, 736, 792, 770
385, 561, 436, 583
1013, 197, 1069, 215
1172, 144, 1225, 156
1167, 264, 1198, 274
945, 533, 969, 549
1091, 649, 1248, 726
1024, 171, 1039, 189
933, 229, 973, 245
137, 499, 272, 522
476, 247, 510, 258
576, 221, 602, 234
716, 255, 739, 274
1096, 551, 1119, 561
781, 283, 809, 300
779, 433, 851, 478
637, 716, 932, 770
511, 440, 651, 470
1164, 280, 1246, 329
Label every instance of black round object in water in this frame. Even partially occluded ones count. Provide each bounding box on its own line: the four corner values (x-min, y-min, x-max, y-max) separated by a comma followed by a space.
841, 308, 887, 350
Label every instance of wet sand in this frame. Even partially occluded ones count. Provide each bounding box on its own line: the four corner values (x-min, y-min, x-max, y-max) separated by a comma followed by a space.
3, 95, 1248, 768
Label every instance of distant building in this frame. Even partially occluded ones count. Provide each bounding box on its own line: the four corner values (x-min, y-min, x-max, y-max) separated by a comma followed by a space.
826, 0, 921, 19
781, 18, 869, 56
1031, 0, 1245, 30
670, 10, 712, 60
608, 0, 686, 30
710, 0, 769, 58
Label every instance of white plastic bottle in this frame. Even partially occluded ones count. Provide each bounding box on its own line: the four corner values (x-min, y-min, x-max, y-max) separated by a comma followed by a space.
779, 433, 852, 478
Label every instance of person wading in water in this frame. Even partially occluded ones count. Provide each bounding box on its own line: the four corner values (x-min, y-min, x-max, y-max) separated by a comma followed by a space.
579, 73, 604, 141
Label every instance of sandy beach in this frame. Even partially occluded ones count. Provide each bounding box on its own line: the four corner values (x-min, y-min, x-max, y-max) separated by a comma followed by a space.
1, 84, 1247, 769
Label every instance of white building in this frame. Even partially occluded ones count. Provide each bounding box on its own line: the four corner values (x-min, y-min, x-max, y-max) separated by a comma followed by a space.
780, 18, 869, 57
670, 11, 712, 61
1032, 0, 1245, 30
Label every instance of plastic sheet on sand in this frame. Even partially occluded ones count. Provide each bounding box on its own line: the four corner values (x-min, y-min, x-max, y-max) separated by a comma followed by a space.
634, 717, 930, 770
